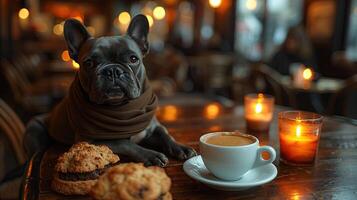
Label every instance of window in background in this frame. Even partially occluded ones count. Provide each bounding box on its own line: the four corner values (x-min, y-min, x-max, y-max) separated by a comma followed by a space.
264, 0, 303, 60
346, 0, 357, 62
173, 1, 194, 48
235, 0, 303, 61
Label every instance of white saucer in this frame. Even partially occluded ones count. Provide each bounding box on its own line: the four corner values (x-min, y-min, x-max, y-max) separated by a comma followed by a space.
183, 155, 277, 191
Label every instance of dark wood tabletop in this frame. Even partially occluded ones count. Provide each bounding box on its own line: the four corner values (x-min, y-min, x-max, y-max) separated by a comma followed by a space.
21, 96, 357, 200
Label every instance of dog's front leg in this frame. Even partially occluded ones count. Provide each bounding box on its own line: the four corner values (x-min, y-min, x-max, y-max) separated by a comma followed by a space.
93, 139, 168, 167
139, 125, 197, 161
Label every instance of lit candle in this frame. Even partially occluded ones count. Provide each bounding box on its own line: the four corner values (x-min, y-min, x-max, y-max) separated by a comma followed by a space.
244, 93, 274, 132
279, 111, 323, 165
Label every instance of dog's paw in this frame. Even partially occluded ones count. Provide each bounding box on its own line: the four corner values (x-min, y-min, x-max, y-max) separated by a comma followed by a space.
166, 143, 197, 161
141, 150, 169, 167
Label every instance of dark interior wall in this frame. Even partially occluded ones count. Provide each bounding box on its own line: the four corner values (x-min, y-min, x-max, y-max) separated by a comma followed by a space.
303, 0, 354, 77
0, 0, 14, 59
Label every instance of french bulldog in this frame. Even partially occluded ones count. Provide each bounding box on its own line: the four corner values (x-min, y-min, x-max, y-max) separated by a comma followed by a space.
23, 15, 196, 167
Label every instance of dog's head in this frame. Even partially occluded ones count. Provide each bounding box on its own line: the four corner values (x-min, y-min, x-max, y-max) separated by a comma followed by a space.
63, 15, 150, 105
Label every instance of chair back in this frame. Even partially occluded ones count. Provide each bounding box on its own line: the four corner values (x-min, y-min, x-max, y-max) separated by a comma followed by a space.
189, 53, 234, 92
249, 64, 292, 105
326, 75, 357, 118
0, 98, 26, 165
1, 60, 29, 103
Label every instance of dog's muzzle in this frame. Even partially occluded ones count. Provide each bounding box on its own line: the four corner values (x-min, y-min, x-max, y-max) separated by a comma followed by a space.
98, 63, 141, 92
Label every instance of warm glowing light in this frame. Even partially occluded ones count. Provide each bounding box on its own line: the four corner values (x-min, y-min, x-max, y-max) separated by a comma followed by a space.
254, 93, 264, 113
118, 12, 131, 25
153, 6, 166, 20
73, 16, 84, 23
72, 60, 80, 69
209, 0, 222, 8
246, 0, 257, 10
205, 103, 220, 119
255, 103, 263, 113
53, 23, 64, 36
303, 68, 313, 80
87, 26, 96, 36
292, 193, 300, 200
296, 125, 301, 137
209, 125, 221, 132
161, 105, 178, 121
146, 15, 154, 27
18, 8, 30, 19
61, 50, 70, 62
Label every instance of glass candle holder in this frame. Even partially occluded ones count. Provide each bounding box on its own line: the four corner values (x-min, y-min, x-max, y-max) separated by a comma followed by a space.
244, 94, 274, 132
279, 111, 323, 165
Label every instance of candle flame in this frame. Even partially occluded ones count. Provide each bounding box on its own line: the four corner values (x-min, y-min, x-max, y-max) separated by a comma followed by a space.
296, 125, 302, 137
254, 93, 264, 113
303, 68, 313, 80
255, 103, 263, 113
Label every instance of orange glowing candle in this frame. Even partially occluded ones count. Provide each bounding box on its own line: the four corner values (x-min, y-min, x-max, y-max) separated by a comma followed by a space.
279, 111, 323, 165
244, 93, 274, 132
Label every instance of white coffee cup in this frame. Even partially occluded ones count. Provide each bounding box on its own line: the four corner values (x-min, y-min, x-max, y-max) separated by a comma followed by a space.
199, 131, 276, 181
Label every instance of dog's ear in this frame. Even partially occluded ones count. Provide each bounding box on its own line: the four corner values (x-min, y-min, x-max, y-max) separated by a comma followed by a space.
64, 19, 91, 61
127, 14, 149, 56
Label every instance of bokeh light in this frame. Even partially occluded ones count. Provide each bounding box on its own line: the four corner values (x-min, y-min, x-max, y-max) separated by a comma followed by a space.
146, 15, 154, 27
61, 50, 70, 62
303, 68, 313, 80
118, 12, 131, 25
53, 23, 64, 36
73, 16, 84, 23
246, 0, 257, 11
72, 60, 80, 69
153, 6, 166, 20
204, 103, 221, 119
159, 105, 178, 122
18, 8, 29, 19
209, 0, 222, 8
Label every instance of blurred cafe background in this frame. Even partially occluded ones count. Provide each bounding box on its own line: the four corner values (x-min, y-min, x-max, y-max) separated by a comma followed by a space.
0, 0, 357, 123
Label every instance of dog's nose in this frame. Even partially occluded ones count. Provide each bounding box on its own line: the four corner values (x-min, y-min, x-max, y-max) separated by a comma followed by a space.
103, 66, 123, 80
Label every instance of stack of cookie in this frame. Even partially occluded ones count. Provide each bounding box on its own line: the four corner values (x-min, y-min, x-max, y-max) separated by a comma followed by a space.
51, 142, 172, 200
51, 142, 120, 195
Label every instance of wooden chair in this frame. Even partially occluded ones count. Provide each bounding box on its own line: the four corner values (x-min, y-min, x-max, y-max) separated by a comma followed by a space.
0, 99, 26, 164
188, 52, 235, 94
249, 64, 295, 106
12, 53, 42, 82
145, 47, 190, 95
1, 60, 52, 114
326, 75, 357, 118
0, 98, 26, 200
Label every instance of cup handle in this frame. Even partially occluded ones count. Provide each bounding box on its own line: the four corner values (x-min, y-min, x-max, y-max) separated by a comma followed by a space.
253, 146, 276, 168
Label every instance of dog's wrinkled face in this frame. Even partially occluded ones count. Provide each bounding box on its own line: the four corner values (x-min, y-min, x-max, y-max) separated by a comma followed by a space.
63, 15, 150, 105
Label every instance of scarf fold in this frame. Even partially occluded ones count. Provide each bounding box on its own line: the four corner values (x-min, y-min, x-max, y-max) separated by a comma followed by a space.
49, 75, 158, 144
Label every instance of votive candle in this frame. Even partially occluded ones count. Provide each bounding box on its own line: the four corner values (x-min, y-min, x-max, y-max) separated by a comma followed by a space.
279, 111, 323, 165
244, 93, 274, 132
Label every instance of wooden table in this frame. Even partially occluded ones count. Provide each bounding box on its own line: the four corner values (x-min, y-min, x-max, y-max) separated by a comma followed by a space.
281, 76, 343, 93
21, 100, 357, 199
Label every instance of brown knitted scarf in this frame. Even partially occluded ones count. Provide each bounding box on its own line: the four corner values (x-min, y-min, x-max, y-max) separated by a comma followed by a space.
48, 75, 158, 144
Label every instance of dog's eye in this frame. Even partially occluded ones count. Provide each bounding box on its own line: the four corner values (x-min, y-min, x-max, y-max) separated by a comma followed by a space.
129, 55, 139, 64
